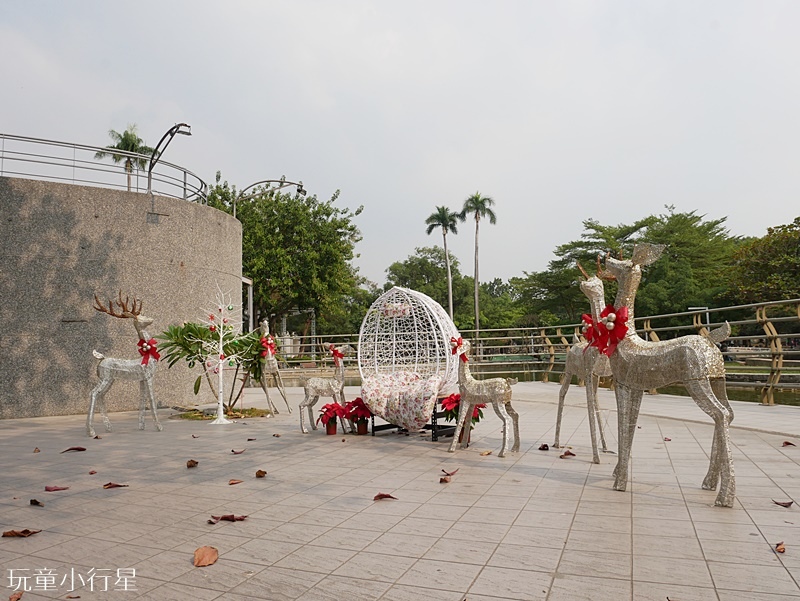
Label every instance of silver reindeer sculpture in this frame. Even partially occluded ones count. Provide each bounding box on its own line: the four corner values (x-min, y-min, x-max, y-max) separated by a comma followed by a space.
553, 263, 612, 464
599, 244, 735, 507
299, 343, 354, 434
87, 293, 163, 437
448, 337, 520, 458
257, 320, 292, 415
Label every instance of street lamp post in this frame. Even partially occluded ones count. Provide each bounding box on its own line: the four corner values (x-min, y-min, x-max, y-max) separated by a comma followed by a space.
147, 123, 192, 195
232, 178, 305, 219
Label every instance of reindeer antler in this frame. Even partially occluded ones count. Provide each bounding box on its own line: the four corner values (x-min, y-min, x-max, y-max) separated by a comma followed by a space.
93, 291, 142, 319
576, 260, 590, 280
596, 254, 616, 282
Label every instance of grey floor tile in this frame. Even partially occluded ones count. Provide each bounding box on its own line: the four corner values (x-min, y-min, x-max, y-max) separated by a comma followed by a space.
547, 573, 632, 601
633, 556, 713, 587
469, 565, 551, 600
710, 562, 800, 596
333, 550, 416, 582
397, 558, 481, 592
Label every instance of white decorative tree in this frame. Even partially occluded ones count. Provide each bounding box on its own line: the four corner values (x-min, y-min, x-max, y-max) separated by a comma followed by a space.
191, 286, 246, 425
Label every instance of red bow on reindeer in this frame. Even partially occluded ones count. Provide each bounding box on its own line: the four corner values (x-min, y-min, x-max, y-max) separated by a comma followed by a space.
450, 337, 468, 362
588, 305, 629, 357
137, 338, 160, 365
260, 336, 276, 358
330, 344, 344, 366
581, 314, 598, 345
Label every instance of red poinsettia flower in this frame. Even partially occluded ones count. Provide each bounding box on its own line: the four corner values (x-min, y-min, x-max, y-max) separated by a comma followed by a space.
344, 397, 372, 423
440, 393, 485, 426
589, 305, 629, 357
316, 403, 348, 426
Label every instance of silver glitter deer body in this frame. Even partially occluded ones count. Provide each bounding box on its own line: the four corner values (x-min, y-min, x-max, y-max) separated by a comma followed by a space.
299, 344, 354, 434
87, 293, 163, 437
601, 244, 735, 507
257, 321, 291, 415
554, 271, 612, 464
448, 338, 520, 457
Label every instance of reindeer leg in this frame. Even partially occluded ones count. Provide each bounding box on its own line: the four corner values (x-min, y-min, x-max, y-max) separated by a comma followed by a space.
144, 379, 163, 432
88, 378, 113, 437
585, 375, 600, 464
137, 380, 148, 430
492, 400, 512, 458
686, 379, 736, 506
448, 401, 470, 453
554, 368, 572, 448
506, 402, 520, 453
308, 395, 320, 431
591, 373, 608, 452
274, 371, 292, 414
261, 377, 279, 416
613, 386, 642, 492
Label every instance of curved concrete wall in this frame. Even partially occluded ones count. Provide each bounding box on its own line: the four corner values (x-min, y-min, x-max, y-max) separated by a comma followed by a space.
0, 177, 242, 418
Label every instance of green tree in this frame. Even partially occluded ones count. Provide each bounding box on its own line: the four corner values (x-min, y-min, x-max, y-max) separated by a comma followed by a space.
459, 191, 497, 335
207, 174, 364, 332
425, 205, 460, 319
94, 124, 154, 192
728, 216, 800, 302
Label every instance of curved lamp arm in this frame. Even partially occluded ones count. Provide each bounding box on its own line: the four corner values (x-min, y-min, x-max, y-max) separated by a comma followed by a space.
147, 123, 191, 194
233, 178, 305, 218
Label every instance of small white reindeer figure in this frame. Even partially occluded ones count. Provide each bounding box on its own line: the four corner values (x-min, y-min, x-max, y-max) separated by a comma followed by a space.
299, 343, 354, 434
87, 293, 163, 437
553, 264, 613, 464
257, 320, 291, 415
448, 337, 520, 457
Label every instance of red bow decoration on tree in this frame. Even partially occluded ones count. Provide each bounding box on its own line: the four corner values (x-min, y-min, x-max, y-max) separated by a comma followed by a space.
260, 336, 276, 358
330, 344, 344, 366
588, 305, 629, 357
137, 338, 160, 365
581, 314, 598, 345
450, 337, 468, 362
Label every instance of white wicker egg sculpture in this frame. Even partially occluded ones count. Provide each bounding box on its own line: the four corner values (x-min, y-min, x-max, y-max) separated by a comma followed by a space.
358, 286, 461, 392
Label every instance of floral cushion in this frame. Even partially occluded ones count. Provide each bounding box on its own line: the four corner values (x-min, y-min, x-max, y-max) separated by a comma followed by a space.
361, 371, 443, 431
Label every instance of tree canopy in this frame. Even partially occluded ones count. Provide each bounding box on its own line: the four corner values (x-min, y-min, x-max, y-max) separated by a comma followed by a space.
94, 124, 154, 191
207, 173, 364, 333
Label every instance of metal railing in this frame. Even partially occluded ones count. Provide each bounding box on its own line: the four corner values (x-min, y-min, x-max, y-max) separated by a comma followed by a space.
0, 133, 207, 202
272, 298, 800, 405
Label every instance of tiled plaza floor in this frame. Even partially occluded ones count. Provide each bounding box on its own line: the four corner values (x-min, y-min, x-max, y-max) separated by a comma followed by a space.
2, 382, 799, 600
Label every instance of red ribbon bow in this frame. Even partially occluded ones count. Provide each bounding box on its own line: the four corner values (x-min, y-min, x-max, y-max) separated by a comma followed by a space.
450, 337, 468, 362
330, 344, 344, 366
588, 305, 629, 357
137, 338, 160, 365
260, 336, 276, 358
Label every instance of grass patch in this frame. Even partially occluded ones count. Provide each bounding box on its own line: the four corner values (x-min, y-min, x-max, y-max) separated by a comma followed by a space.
172, 407, 272, 420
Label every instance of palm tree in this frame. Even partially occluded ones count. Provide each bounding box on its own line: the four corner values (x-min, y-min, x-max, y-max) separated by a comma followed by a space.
425, 206, 460, 319
459, 191, 496, 335
94, 124, 155, 192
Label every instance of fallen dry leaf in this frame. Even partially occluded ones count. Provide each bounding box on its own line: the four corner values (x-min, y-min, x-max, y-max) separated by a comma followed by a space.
440, 476, 451, 483
783, 441, 796, 447
9, 591, 24, 601
93, 435, 101, 440
228, 479, 243, 485
208, 514, 248, 524
538, 443, 549, 451
773, 499, 795, 508
247, 438, 256, 441
272, 433, 281, 438
479, 450, 493, 456
44, 486, 69, 492
255, 470, 267, 478
374, 492, 398, 501
231, 449, 246, 455
102, 482, 129, 489
187, 460, 199, 469
442, 468, 459, 477
29, 499, 44, 507
60, 447, 87, 453
88, 470, 97, 475
193, 545, 219, 567
33, 447, 40, 453
3, 529, 42, 537
776, 541, 786, 553
66, 596, 81, 599
560, 450, 576, 459
192, 434, 199, 438
663, 437, 672, 442
342, 438, 347, 442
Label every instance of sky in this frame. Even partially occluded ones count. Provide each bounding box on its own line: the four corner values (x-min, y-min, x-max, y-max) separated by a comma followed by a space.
2, 1, 799, 287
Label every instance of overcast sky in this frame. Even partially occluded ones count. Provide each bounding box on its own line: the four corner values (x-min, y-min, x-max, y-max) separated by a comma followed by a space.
2, 1, 798, 286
